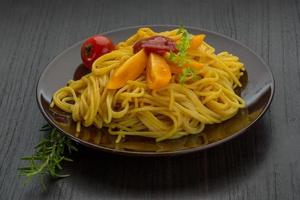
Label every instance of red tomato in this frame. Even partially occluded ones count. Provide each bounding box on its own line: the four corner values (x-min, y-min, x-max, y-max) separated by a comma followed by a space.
81, 35, 115, 69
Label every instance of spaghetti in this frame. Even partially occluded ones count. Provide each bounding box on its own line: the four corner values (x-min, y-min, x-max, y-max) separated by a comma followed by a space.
51, 28, 246, 142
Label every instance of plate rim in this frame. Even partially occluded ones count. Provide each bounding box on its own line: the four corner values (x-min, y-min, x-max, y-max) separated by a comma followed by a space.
36, 24, 275, 156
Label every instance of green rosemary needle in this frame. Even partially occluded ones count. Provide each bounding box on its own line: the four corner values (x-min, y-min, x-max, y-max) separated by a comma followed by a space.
18, 124, 77, 183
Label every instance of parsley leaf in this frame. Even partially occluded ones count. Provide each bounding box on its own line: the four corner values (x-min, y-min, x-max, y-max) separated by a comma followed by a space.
179, 67, 196, 84
167, 27, 197, 83
169, 27, 192, 67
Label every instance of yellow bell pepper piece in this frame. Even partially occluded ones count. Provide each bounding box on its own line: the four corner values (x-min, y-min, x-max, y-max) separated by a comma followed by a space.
190, 34, 206, 49
106, 49, 147, 89
147, 53, 171, 89
168, 60, 203, 74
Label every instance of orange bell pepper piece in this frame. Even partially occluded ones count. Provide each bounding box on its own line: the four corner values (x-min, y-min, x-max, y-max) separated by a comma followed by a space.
147, 53, 171, 89
168, 60, 204, 74
169, 62, 183, 74
185, 59, 204, 70
106, 49, 148, 89
190, 34, 206, 49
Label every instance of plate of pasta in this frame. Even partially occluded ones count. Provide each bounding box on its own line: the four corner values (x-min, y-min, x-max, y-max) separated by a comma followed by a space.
37, 25, 274, 156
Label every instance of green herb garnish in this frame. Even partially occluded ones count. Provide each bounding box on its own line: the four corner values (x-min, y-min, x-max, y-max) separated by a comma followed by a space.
179, 67, 196, 84
175, 27, 192, 66
18, 124, 77, 185
167, 27, 197, 83
168, 27, 192, 66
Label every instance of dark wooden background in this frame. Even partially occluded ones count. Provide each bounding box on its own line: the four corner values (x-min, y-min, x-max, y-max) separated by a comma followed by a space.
0, 0, 299, 199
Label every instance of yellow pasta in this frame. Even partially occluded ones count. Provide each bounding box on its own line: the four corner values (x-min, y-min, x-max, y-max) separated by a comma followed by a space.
50, 28, 246, 142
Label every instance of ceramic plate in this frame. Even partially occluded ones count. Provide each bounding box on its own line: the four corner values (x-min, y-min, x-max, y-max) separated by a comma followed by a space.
36, 25, 274, 156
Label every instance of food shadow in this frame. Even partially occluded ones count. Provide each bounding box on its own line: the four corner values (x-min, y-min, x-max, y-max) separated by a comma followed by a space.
51, 116, 271, 198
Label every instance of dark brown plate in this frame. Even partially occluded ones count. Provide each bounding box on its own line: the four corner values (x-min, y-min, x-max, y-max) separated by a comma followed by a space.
36, 25, 274, 156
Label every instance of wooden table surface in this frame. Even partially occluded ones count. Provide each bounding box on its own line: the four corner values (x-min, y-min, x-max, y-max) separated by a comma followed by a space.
0, 0, 299, 199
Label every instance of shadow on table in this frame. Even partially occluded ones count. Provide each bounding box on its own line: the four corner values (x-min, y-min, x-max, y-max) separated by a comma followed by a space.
25, 117, 271, 199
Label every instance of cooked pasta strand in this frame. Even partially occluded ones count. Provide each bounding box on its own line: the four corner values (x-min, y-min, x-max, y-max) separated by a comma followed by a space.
51, 28, 246, 142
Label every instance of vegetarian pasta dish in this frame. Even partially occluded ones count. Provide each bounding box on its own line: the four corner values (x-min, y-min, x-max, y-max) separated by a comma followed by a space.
50, 27, 246, 143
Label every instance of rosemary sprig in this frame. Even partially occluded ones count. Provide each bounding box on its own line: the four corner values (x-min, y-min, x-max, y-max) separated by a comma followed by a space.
18, 124, 77, 184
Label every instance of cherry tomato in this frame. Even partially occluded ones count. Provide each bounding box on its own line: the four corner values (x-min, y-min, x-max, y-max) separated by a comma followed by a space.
133, 36, 178, 56
81, 35, 115, 69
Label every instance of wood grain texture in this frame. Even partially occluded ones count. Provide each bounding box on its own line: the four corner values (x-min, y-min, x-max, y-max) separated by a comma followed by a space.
0, 0, 299, 199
